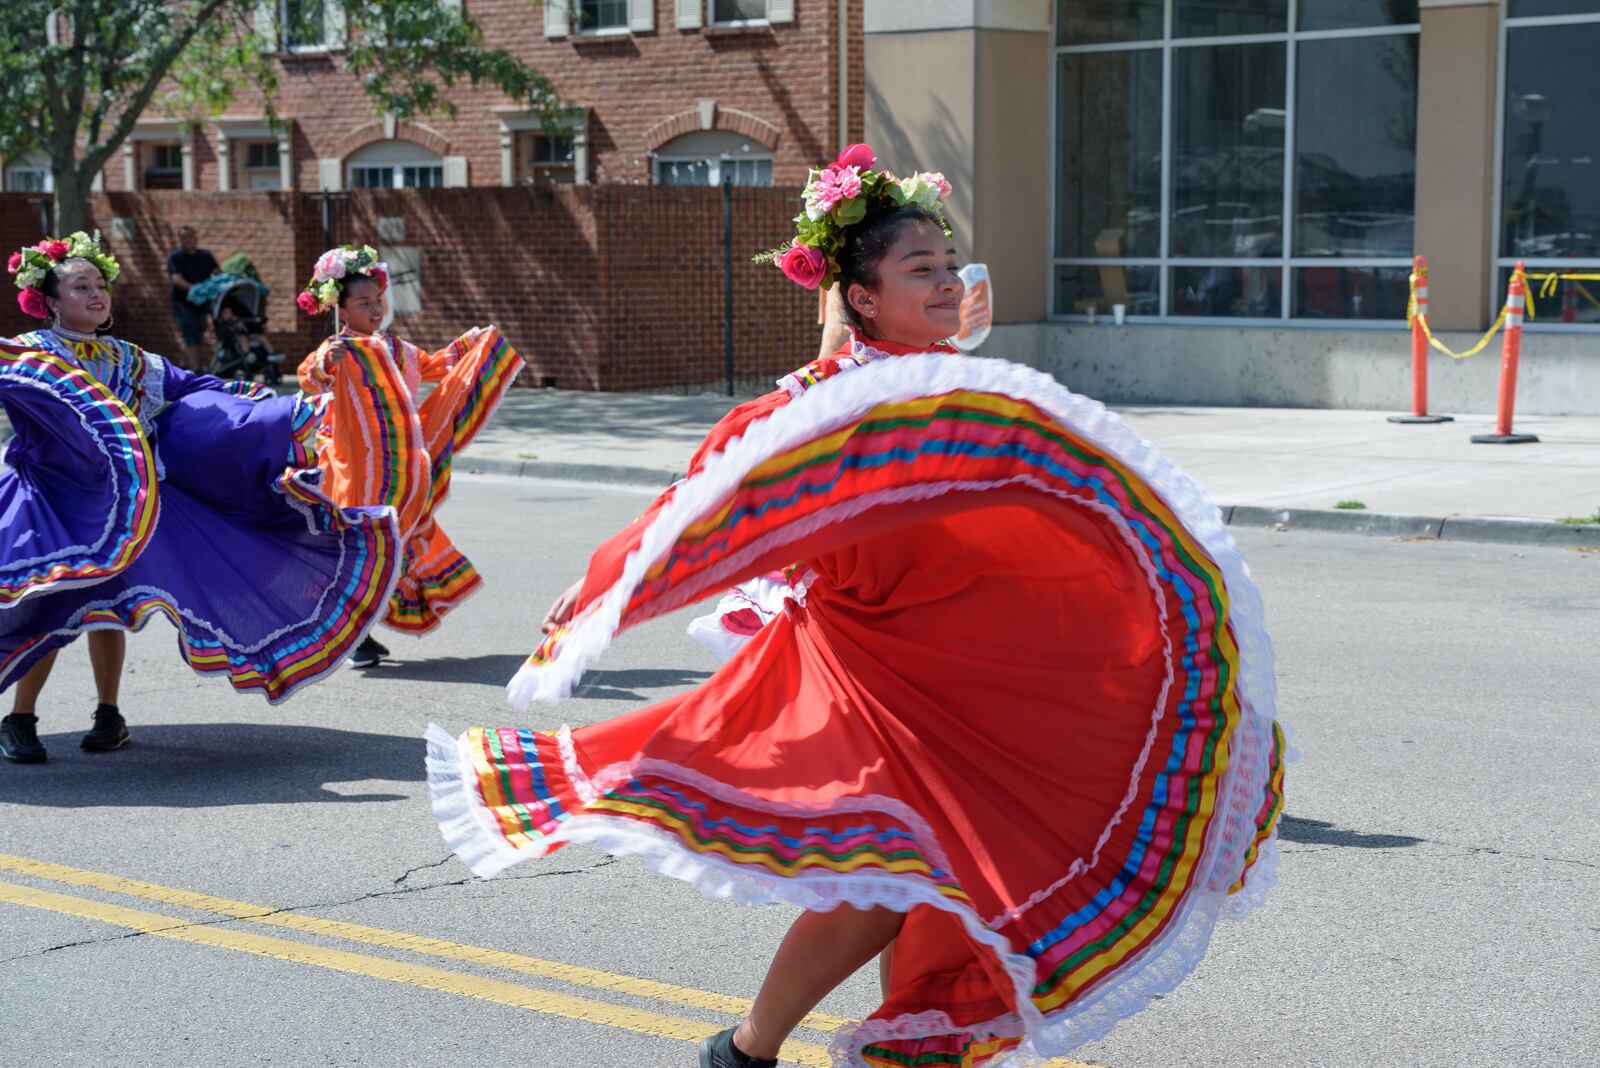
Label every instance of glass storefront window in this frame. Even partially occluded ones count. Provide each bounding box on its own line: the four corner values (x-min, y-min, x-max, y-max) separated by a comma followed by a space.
1055, 265, 1161, 317
1294, 35, 1417, 257
1499, 267, 1600, 324
1175, 0, 1287, 37
1057, 0, 1163, 46
1171, 265, 1282, 316
1294, 266, 1411, 319
1051, 0, 1418, 320
1298, 0, 1419, 32
1055, 50, 1163, 258
1508, 0, 1600, 15
1171, 42, 1286, 258
1500, 22, 1600, 261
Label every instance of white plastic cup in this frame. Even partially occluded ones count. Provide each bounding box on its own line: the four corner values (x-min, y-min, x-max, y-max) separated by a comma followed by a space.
1112, 303, 1127, 325
954, 263, 993, 352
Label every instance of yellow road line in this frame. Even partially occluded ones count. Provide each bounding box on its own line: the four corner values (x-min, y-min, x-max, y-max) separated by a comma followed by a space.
0, 879, 832, 1068
0, 852, 848, 1031
0, 854, 1097, 1068
0, 852, 849, 1029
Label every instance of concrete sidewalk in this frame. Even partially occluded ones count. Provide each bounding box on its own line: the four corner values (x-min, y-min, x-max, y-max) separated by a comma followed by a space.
4, 381, 1596, 544
455, 389, 1600, 545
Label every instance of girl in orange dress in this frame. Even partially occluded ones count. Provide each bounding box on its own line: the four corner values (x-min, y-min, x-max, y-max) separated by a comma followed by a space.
427, 147, 1286, 1067
295, 245, 524, 667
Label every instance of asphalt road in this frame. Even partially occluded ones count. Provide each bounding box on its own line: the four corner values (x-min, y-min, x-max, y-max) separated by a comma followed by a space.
2, 477, 1596, 1068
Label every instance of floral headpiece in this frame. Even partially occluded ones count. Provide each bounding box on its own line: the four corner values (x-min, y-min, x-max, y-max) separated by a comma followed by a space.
6, 231, 121, 319
756, 143, 953, 291
297, 244, 388, 316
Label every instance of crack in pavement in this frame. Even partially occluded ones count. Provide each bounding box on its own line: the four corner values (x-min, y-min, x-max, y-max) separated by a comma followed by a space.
0, 855, 622, 967
394, 853, 456, 886
1279, 842, 1598, 870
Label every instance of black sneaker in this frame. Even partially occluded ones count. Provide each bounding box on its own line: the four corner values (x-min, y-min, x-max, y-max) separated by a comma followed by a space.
348, 635, 389, 668
698, 1029, 776, 1068
1, 714, 47, 764
81, 704, 129, 752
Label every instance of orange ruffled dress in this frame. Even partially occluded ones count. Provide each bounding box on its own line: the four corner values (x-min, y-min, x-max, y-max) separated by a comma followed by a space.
427, 337, 1286, 1066
298, 327, 522, 634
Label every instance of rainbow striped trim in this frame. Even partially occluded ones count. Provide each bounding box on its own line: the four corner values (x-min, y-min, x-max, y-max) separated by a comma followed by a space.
386, 537, 482, 634
0, 345, 159, 606
437, 354, 1282, 1062
0, 488, 401, 704
417, 328, 522, 511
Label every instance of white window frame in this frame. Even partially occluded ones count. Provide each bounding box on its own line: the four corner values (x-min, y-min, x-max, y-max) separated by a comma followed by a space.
1048, 2, 1421, 327
708, 0, 769, 28
1491, 2, 1600, 332
281, 0, 325, 53
576, 0, 632, 36
653, 153, 774, 187
349, 164, 446, 190
4, 157, 53, 194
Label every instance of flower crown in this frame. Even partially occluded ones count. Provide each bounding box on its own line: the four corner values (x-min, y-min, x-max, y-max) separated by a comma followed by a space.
6, 231, 121, 319
297, 244, 388, 316
755, 143, 953, 291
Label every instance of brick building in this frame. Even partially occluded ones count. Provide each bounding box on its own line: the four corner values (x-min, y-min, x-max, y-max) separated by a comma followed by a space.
3, 0, 864, 198
0, 1, 865, 391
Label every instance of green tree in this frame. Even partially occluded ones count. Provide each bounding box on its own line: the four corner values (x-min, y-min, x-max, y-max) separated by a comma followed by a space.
0, 0, 561, 233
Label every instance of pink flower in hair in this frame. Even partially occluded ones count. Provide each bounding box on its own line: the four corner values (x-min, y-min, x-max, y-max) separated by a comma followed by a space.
778, 244, 827, 290
312, 249, 347, 282
5, 252, 20, 275
37, 239, 69, 261
805, 164, 862, 219
369, 266, 388, 291
18, 287, 50, 319
296, 290, 323, 316
835, 143, 876, 171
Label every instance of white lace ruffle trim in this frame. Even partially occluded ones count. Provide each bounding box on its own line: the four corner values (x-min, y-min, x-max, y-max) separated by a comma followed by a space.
473, 351, 1284, 1064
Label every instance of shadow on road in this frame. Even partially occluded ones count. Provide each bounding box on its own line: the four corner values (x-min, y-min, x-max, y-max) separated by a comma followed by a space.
1278, 815, 1424, 849
353, 658, 712, 702
354, 653, 528, 686
569, 668, 713, 702
0, 723, 425, 808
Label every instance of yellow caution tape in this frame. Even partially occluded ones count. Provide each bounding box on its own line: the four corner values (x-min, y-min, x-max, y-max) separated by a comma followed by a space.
1406, 264, 1542, 360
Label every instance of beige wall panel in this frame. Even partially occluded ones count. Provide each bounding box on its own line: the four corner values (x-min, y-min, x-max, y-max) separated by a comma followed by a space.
974, 29, 1049, 322
865, 30, 977, 260
1414, 5, 1499, 330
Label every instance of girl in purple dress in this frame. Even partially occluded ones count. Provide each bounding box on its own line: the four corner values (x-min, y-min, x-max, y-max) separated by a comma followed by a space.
0, 233, 403, 763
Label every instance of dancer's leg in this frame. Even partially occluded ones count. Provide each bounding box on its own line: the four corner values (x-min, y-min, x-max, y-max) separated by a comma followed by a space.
10, 650, 60, 715
733, 906, 905, 1060
86, 631, 125, 706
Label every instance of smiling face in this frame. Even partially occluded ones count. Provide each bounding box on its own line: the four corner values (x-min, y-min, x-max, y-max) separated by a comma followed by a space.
45, 259, 112, 333
338, 276, 387, 335
844, 217, 964, 348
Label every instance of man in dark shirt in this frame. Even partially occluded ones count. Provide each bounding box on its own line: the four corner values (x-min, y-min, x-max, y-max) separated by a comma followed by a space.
167, 226, 220, 369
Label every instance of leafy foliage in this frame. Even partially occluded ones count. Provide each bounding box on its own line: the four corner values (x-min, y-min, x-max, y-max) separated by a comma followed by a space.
0, 1, 561, 231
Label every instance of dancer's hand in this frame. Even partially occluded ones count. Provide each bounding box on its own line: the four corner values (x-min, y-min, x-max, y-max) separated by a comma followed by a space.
542, 579, 582, 634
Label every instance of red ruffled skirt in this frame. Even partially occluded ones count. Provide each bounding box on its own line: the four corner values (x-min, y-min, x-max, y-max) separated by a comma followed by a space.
428, 353, 1285, 1065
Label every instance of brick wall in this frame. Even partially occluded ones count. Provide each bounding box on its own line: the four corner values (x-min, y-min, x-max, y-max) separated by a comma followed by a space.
0, 186, 818, 392
0, 196, 50, 340
93, 0, 864, 195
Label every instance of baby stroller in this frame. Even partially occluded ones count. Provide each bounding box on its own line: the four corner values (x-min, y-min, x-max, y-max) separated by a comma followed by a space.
195, 273, 287, 385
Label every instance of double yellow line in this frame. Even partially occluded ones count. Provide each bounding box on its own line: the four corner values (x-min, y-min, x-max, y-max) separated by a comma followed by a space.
0, 854, 1095, 1067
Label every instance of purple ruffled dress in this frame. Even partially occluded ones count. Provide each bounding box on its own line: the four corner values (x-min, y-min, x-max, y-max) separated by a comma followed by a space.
0, 326, 401, 703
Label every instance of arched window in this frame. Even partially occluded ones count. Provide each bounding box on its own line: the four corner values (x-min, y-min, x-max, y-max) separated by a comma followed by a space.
347, 140, 444, 190
654, 131, 773, 188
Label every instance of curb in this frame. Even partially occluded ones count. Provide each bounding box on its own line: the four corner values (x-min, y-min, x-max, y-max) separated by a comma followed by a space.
1225, 505, 1600, 548
459, 454, 683, 486
457, 456, 1600, 549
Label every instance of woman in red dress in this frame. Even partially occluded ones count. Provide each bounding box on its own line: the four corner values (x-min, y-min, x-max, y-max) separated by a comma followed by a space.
427, 147, 1285, 1067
